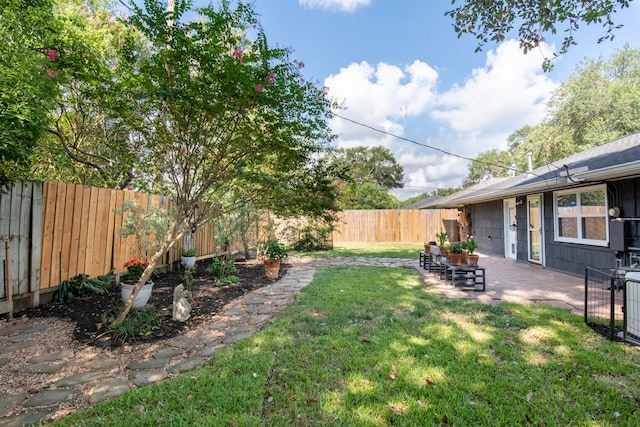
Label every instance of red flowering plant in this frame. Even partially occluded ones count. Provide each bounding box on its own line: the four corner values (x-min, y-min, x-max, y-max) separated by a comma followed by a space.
123, 258, 148, 282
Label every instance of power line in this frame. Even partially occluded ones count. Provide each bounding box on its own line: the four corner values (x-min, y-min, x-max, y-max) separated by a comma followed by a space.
331, 112, 527, 176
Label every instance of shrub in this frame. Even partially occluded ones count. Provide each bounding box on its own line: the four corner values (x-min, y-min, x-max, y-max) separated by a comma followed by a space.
58, 272, 113, 302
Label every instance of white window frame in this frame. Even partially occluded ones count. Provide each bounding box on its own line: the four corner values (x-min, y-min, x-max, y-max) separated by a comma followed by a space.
553, 184, 608, 246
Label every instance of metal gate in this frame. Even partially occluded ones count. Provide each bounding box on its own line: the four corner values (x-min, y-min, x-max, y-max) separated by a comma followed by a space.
585, 266, 640, 344
624, 272, 640, 345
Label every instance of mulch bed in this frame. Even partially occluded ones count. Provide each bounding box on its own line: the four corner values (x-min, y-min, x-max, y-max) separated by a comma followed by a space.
15, 256, 287, 349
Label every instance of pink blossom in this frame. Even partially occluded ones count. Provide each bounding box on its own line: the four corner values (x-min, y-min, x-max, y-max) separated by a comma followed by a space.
46, 69, 59, 79
255, 84, 264, 92
46, 49, 58, 61
268, 73, 276, 84
232, 48, 243, 58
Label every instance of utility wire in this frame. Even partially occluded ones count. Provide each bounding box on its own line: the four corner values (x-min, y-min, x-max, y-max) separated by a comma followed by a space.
331, 112, 554, 182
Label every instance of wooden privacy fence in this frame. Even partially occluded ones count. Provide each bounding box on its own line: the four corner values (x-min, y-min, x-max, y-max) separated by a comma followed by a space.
0, 181, 223, 314
332, 209, 460, 243
1, 181, 458, 315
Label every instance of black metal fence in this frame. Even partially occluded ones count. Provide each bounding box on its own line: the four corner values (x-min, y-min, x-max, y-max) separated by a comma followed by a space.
584, 266, 624, 340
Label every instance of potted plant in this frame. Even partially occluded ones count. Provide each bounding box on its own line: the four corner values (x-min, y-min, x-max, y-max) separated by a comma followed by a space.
442, 242, 451, 261
466, 238, 480, 267
435, 230, 448, 248
121, 258, 154, 307
262, 240, 288, 280
448, 243, 463, 266
181, 247, 197, 269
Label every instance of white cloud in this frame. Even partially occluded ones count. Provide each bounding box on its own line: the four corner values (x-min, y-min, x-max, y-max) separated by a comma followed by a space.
431, 40, 557, 138
321, 40, 560, 201
298, 0, 371, 12
325, 60, 438, 144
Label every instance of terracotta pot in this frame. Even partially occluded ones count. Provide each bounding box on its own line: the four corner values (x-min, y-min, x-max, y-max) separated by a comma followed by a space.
264, 259, 281, 280
467, 254, 480, 267
449, 253, 463, 266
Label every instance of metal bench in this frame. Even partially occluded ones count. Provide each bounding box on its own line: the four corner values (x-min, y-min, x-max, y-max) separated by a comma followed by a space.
440, 259, 486, 291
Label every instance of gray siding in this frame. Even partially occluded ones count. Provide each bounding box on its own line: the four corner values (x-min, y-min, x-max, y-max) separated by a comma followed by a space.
468, 201, 504, 257
464, 178, 640, 277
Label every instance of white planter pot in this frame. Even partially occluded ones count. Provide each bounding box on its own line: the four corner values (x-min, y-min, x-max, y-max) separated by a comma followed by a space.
121, 281, 154, 307
181, 256, 196, 269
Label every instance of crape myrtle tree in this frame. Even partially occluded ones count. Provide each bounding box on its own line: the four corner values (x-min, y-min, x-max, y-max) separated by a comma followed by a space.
446, 0, 633, 71
110, 0, 340, 324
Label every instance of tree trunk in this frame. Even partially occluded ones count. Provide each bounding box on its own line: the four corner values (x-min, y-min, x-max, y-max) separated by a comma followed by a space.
112, 221, 184, 325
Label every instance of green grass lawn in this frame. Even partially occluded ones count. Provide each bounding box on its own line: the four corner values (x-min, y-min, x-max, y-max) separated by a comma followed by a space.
294, 242, 424, 259
54, 245, 640, 426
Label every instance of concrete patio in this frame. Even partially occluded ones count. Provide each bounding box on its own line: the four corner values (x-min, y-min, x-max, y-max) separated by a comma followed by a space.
418, 251, 585, 315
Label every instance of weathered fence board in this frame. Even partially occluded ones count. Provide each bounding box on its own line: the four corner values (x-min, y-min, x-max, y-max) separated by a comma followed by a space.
1, 182, 43, 304
332, 209, 459, 243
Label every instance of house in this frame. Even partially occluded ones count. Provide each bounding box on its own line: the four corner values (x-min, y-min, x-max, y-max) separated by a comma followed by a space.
421, 133, 640, 276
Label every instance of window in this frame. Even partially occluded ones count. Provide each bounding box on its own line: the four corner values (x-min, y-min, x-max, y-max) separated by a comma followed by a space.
554, 185, 608, 246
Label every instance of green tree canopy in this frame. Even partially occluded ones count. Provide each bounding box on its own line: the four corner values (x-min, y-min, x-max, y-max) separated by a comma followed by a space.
0, 0, 61, 188
330, 146, 404, 190
446, 0, 633, 71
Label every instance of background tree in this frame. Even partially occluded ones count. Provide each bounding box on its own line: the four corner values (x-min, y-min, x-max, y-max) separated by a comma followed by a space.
332, 146, 404, 189
342, 182, 399, 210
446, 0, 633, 71
327, 145, 404, 209
110, 0, 339, 324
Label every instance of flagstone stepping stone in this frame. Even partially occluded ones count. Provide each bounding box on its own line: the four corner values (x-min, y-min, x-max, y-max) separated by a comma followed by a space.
248, 315, 270, 325
0, 341, 34, 354
222, 307, 244, 316
207, 320, 231, 330
194, 331, 223, 344
24, 389, 83, 407
89, 378, 131, 404
25, 324, 48, 334
198, 343, 226, 357
30, 350, 74, 363
0, 393, 27, 415
51, 371, 105, 388
0, 406, 56, 427
130, 370, 167, 387
82, 358, 120, 371
245, 305, 277, 314
167, 356, 202, 374
222, 332, 253, 344
225, 325, 254, 335
127, 358, 169, 370
153, 347, 184, 358
4, 335, 35, 343
21, 361, 67, 374
168, 336, 197, 349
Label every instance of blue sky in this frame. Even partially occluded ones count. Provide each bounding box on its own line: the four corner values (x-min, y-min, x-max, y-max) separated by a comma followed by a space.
221, 1, 640, 201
